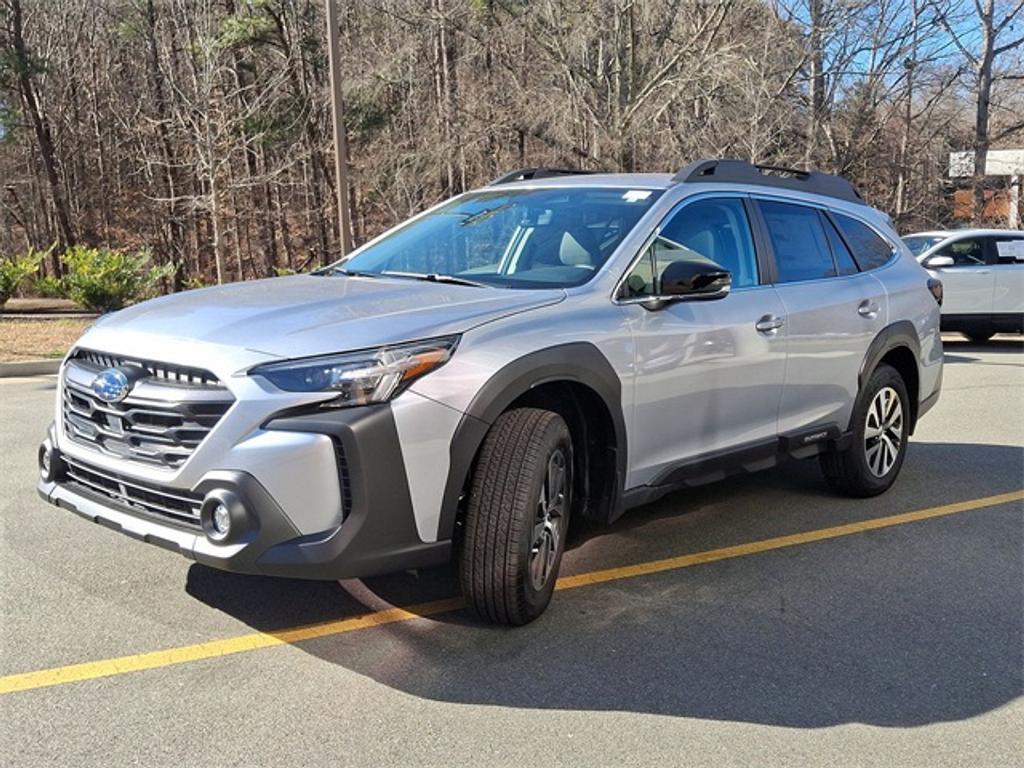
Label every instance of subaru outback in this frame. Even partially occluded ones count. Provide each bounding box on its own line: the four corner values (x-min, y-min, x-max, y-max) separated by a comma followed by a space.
37, 159, 944, 624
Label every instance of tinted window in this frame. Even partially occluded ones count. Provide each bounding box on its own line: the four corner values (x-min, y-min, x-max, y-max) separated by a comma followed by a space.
823, 215, 859, 275
937, 237, 987, 267
991, 236, 1024, 264
620, 197, 758, 297
833, 213, 894, 270
337, 187, 661, 289
759, 201, 835, 283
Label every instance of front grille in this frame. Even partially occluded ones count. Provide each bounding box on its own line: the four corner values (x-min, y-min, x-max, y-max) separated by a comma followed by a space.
62, 456, 202, 528
72, 348, 221, 386
61, 349, 234, 468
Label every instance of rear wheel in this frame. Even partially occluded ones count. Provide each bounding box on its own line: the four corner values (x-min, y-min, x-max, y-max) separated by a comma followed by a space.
459, 408, 572, 625
964, 330, 994, 343
820, 363, 910, 497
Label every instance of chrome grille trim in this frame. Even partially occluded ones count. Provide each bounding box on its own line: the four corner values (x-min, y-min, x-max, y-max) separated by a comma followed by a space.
61, 353, 234, 468
62, 456, 202, 528
71, 348, 223, 387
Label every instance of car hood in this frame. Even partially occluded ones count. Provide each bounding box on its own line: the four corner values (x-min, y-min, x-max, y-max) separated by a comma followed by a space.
79, 275, 565, 366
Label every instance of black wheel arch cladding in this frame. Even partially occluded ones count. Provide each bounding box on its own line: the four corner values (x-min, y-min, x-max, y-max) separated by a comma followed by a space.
437, 342, 628, 541
858, 320, 923, 433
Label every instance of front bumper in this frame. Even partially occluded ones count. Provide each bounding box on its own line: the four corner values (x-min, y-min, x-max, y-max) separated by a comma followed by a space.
37, 403, 452, 579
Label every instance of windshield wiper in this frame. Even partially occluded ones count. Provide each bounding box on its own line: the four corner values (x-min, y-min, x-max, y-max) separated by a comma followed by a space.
319, 266, 382, 278
381, 271, 490, 288
459, 203, 513, 227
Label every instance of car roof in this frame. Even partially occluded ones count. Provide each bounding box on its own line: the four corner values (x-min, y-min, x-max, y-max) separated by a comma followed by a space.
904, 229, 1022, 239
485, 173, 675, 190
478, 172, 889, 230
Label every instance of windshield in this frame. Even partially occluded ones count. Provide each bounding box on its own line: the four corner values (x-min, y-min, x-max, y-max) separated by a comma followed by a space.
902, 235, 945, 257
330, 187, 663, 289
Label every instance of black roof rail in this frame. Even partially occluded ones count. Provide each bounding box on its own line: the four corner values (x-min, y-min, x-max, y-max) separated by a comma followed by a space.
671, 158, 864, 204
488, 167, 596, 186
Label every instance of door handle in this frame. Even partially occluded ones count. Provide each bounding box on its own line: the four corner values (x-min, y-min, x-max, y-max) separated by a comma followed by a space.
858, 300, 880, 318
755, 315, 785, 333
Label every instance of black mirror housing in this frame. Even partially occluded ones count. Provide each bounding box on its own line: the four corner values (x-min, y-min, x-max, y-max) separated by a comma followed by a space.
659, 259, 731, 299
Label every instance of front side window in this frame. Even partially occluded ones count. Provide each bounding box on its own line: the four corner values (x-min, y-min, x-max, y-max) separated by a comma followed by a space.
833, 213, 895, 270
759, 200, 836, 283
332, 187, 661, 289
619, 197, 759, 298
937, 237, 987, 267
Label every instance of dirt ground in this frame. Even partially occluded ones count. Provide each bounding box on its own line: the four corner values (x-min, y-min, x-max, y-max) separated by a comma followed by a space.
0, 319, 93, 362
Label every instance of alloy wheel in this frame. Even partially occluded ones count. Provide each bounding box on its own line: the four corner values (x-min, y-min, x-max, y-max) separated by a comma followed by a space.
864, 386, 904, 478
529, 448, 567, 591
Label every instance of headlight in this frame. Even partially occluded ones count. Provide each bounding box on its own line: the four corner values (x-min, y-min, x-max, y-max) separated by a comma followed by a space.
250, 335, 459, 407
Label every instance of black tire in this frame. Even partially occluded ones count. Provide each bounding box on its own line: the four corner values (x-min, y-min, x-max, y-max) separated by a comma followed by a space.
459, 408, 572, 625
964, 330, 994, 343
820, 363, 910, 497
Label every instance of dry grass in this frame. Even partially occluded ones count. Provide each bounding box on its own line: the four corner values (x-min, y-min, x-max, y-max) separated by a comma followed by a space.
0, 318, 93, 362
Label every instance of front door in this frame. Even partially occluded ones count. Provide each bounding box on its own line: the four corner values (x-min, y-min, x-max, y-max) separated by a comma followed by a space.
930, 235, 996, 317
620, 196, 787, 488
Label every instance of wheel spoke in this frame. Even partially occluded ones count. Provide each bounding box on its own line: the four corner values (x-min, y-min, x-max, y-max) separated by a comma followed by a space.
545, 453, 565, 516
532, 520, 546, 545
866, 441, 882, 473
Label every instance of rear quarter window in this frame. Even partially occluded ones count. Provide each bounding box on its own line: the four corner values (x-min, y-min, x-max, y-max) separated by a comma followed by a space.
833, 213, 895, 271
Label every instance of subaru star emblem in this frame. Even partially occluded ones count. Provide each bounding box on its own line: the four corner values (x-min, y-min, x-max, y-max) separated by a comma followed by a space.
91, 368, 131, 404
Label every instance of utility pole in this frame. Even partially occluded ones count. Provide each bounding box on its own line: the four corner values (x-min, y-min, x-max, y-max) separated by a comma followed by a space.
325, 0, 354, 255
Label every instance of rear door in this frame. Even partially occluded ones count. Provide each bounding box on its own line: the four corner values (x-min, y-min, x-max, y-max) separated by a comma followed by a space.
753, 199, 888, 436
989, 235, 1024, 318
927, 236, 995, 317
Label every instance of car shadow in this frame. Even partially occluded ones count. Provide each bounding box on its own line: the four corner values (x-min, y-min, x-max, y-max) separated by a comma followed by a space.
185, 441, 1023, 729
942, 336, 1023, 364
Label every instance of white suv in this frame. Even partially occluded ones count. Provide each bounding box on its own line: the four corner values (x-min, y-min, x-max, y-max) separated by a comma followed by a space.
904, 229, 1024, 342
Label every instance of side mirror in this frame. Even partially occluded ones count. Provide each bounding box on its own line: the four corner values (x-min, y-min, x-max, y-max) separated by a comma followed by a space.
655, 259, 731, 302
922, 254, 954, 269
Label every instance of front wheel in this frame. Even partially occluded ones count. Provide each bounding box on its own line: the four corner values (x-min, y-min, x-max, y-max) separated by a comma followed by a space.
820, 363, 910, 497
459, 408, 573, 625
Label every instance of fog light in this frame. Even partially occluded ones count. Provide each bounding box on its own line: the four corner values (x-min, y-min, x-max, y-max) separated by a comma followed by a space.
38, 443, 61, 482
200, 490, 246, 543
211, 503, 231, 538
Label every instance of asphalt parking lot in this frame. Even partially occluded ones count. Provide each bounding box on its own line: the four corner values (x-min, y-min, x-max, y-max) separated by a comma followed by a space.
1, 336, 1022, 768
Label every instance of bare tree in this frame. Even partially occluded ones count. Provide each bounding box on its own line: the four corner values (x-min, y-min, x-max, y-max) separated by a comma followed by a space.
934, 0, 1024, 222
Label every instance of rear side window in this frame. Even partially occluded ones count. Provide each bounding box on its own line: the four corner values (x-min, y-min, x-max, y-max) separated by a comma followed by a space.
758, 201, 835, 283
822, 215, 859, 276
991, 237, 1024, 264
833, 213, 894, 271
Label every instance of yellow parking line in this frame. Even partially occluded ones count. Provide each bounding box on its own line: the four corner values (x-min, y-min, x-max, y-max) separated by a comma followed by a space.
2, 489, 1021, 696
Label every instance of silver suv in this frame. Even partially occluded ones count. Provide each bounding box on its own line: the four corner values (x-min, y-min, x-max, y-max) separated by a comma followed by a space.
37, 159, 944, 624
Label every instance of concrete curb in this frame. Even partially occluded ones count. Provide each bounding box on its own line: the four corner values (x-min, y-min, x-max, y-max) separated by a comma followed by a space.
0, 359, 61, 378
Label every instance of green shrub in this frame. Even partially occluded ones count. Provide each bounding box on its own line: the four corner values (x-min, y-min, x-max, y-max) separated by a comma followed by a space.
0, 250, 46, 307
61, 246, 174, 313
28, 273, 68, 298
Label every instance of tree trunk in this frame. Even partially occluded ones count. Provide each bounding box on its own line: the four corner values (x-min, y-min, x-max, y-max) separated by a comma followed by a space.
972, 1, 996, 225
10, 0, 75, 266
